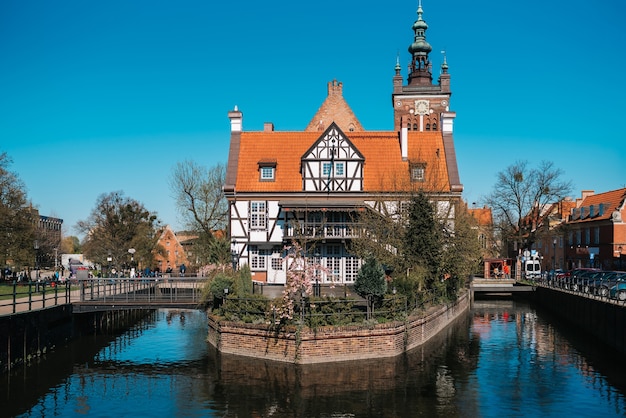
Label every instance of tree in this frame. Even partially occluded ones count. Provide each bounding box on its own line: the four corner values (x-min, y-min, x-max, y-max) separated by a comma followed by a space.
77, 191, 162, 273
60, 236, 81, 254
0, 152, 36, 273
170, 161, 229, 267
170, 160, 227, 235
404, 192, 443, 288
441, 204, 483, 295
354, 256, 387, 319
484, 160, 573, 253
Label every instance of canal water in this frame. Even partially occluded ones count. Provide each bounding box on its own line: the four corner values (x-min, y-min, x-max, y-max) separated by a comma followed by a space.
3, 299, 626, 417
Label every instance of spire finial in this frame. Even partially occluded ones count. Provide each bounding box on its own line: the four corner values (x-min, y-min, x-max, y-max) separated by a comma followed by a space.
441, 50, 448, 73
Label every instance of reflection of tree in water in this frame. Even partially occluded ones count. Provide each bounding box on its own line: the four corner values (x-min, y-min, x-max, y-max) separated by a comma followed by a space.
209, 311, 476, 417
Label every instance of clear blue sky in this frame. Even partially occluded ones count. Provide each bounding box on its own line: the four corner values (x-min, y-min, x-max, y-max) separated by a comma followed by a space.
2, 0, 625, 238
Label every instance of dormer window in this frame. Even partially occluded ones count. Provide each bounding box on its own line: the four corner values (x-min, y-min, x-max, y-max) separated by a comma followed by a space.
409, 162, 426, 182
258, 160, 277, 181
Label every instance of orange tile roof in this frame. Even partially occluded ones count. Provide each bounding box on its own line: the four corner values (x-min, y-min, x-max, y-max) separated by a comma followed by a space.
233, 130, 451, 193
569, 188, 626, 223
468, 206, 493, 226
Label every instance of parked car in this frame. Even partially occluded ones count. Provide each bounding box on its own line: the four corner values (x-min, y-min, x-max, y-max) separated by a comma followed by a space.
601, 272, 626, 298
565, 268, 600, 291
589, 271, 626, 297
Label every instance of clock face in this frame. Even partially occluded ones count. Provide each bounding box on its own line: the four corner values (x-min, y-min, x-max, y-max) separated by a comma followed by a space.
396, 101, 402, 107
415, 100, 429, 115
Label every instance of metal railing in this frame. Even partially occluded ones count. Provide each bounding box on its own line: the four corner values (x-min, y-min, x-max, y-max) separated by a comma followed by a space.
77, 277, 206, 306
531, 274, 626, 306
0, 281, 73, 315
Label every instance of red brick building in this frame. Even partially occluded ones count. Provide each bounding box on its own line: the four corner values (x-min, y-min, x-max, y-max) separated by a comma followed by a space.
564, 188, 626, 270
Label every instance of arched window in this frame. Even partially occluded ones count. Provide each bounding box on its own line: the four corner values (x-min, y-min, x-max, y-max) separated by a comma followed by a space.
407, 123, 411, 131
432, 122, 437, 131
425, 123, 431, 131
413, 123, 418, 131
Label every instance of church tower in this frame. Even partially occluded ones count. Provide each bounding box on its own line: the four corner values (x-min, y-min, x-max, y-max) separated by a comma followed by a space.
392, 1, 453, 135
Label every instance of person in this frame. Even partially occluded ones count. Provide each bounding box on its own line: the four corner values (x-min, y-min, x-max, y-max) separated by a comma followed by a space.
179, 264, 186, 277
503, 263, 510, 279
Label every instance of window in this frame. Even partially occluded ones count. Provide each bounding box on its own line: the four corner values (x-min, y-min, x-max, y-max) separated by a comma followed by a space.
258, 160, 276, 181
323, 162, 332, 176
250, 245, 267, 270
325, 244, 341, 282
335, 162, 344, 176
250, 201, 267, 229
271, 258, 283, 271
344, 255, 361, 282
260, 166, 275, 180
410, 163, 426, 182
323, 162, 344, 177
594, 227, 600, 244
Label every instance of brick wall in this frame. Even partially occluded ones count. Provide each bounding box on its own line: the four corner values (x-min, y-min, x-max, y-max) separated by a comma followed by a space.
207, 291, 469, 364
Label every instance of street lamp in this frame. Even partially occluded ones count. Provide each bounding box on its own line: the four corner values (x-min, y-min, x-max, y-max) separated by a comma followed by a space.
231, 240, 238, 271
128, 248, 136, 277
33, 240, 39, 281
107, 251, 112, 278
552, 238, 557, 274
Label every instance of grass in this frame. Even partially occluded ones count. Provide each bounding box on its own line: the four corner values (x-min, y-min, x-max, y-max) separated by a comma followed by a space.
0, 282, 73, 300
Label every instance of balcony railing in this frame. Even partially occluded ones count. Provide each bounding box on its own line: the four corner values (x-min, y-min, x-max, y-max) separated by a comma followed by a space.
285, 222, 362, 240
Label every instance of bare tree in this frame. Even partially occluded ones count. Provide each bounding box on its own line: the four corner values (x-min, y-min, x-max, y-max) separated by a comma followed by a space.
484, 160, 573, 253
170, 161, 227, 236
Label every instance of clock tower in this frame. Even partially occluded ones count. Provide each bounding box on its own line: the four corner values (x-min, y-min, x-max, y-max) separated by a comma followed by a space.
392, 0, 461, 192
392, 1, 453, 135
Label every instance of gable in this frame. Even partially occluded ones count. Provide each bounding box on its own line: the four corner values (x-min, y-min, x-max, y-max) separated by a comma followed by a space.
305, 80, 364, 133
302, 123, 365, 161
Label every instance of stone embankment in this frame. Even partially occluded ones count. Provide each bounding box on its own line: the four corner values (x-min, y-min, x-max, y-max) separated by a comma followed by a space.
207, 291, 469, 364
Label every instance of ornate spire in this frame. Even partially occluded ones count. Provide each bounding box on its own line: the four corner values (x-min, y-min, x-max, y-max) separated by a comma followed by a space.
407, 0, 433, 86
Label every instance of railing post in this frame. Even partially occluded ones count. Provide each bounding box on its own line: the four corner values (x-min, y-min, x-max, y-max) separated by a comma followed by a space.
28, 282, 32, 311
12, 281, 17, 314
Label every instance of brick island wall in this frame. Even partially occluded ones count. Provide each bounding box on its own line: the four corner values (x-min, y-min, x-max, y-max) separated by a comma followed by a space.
207, 291, 469, 364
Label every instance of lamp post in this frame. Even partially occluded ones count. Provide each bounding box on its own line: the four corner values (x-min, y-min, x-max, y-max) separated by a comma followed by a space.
107, 251, 112, 278
33, 240, 39, 281
128, 248, 136, 278
231, 240, 238, 271
552, 238, 557, 274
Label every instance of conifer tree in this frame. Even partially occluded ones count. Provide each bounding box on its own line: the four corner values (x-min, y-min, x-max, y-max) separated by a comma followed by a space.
404, 192, 443, 288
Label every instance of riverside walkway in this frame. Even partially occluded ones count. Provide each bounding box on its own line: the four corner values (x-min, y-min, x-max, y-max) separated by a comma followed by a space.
0, 277, 207, 315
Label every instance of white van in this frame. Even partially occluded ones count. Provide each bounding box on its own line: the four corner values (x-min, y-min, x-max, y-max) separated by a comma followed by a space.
524, 259, 542, 280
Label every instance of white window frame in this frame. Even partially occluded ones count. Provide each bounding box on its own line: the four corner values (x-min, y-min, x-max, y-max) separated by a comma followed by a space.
323, 162, 332, 176
335, 162, 344, 176
411, 166, 425, 182
260, 166, 275, 180
250, 201, 267, 230
250, 245, 267, 270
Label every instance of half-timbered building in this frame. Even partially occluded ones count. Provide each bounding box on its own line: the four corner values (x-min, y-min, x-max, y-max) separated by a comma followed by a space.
224, 3, 463, 284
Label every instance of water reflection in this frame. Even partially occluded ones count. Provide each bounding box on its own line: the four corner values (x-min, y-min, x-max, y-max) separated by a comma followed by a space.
3, 302, 626, 417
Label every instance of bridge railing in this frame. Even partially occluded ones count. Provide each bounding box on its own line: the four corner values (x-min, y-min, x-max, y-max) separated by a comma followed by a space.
78, 277, 207, 305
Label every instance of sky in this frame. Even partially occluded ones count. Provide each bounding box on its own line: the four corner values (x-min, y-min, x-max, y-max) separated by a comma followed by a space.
1, 0, 625, 239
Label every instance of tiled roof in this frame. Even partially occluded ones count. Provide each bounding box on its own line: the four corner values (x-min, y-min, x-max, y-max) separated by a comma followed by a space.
569, 188, 626, 223
469, 206, 493, 226
234, 130, 451, 193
